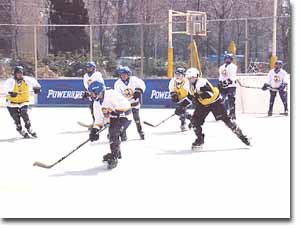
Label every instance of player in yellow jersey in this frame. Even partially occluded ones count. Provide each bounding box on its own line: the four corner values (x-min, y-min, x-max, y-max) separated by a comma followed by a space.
168, 67, 192, 131
4, 66, 41, 138
176, 68, 250, 150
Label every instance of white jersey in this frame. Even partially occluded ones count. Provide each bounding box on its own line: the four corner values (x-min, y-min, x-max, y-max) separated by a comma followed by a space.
218, 63, 237, 87
168, 78, 190, 102
267, 68, 289, 90
83, 71, 104, 90
114, 76, 146, 108
4, 76, 41, 107
93, 89, 131, 128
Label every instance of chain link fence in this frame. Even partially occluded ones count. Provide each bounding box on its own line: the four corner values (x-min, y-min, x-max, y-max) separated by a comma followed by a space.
0, 16, 290, 79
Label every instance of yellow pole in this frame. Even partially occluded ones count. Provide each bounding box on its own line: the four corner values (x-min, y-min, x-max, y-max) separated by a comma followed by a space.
228, 40, 237, 64
167, 47, 174, 78
168, 10, 174, 78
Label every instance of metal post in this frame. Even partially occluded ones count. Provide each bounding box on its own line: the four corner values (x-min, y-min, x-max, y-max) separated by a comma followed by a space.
34, 25, 38, 79
272, 0, 278, 57
270, 0, 278, 68
167, 10, 174, 78
190, 32, 193, 68
89, 25, 93, 61
244, 19, 248, 73
140, 23, 144, 78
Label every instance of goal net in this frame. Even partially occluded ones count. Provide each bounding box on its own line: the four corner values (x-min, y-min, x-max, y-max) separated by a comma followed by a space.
236, 75, 290, 114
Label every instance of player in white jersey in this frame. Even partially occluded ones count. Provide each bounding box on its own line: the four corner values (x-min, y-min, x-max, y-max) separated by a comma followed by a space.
4, 66, 41, 138
88, 81, 131, 169
262, 60, 288, 116
218, 53, 238, 119
82, 61, 105, 121
175, 67, 250, 150
168, 67, 192, 131
114, 66, 146, 140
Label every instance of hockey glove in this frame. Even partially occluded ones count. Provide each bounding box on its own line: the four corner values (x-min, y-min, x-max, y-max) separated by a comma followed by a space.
8, 91, 18, 97
279, 83, 287, 91
33, 87, 41, 94
82, 91, 90, 100
89, 128, 100, 142
133, 88, 143, 100
262, 83, 271, 91
170, 92, 179, 103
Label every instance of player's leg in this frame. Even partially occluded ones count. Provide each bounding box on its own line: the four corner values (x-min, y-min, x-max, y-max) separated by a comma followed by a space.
268, 91, 277, 116
191, 105, 210, 149
103, 118, 122, 168
132, 108, 145, 139
212, 100, 250, 146
279, 89, 288, 115
227, 87, 236, 120
19, 105, 37, 137
7, 106, 29, 138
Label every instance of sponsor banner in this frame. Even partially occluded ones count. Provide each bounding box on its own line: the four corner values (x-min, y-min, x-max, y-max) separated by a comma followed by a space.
37, 78, 218, 107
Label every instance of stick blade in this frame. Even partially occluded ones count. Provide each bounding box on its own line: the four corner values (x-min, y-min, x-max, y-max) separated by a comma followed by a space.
33, 161, 52, 169
143, 121, 156, 127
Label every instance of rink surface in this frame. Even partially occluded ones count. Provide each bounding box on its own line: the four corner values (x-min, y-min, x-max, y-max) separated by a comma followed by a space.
0, 107, 290, 218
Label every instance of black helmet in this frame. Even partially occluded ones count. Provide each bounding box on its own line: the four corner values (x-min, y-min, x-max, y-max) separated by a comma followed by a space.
14, 66, 24, 75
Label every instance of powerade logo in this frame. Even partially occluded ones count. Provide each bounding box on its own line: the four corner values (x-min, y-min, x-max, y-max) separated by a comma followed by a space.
150, 90, 171, 100
46, 89, 84, 99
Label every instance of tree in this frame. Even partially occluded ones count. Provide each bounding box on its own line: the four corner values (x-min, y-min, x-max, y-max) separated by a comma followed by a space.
48, 0, 89, 54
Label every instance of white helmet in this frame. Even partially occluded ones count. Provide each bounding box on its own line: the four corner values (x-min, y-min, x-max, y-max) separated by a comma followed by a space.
185, 68, 200, 79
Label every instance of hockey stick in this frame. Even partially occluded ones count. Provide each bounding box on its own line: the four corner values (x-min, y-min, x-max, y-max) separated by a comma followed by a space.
33, 126, 108, 169
143, 113, 176, 128
236, 79, 262, 89
77, 121, 93, 129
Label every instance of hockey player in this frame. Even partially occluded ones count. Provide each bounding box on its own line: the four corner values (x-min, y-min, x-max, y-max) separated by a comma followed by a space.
82, 61, 105, 121
88, 81, 131, 169
4, 66, 41, 138
114, 66, 146, 140
178, 67, 250, 150
168, 67, 192, 131
218, 53, 238, 119
262, 60, 288, 116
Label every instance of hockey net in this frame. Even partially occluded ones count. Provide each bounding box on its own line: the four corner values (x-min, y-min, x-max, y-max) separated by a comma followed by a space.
236, 75, 290, 114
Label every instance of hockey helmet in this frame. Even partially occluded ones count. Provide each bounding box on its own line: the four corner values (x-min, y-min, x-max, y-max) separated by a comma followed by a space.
174, 67, 186, 83
275, 60, 283, 66
224, 53, 233, 62
88, 81, 105, 95
185, 68, 200, 83
117, 66, 132, 76
86, 61, 96, 68
14, 66, 24, 75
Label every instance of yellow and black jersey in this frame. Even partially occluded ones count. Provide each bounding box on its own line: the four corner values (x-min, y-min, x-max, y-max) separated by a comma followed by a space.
168, 78, 190, 101
6, 80, 30, 104
4, 76, 41, 106
189, 78, 220, 106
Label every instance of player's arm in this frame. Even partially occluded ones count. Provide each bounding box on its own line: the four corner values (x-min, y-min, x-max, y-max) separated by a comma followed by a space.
24, 76, 41, 94
168, 79, 179, 103
89, 101, 105, 142
132, 77, 145, 100
4, 78, 17, 97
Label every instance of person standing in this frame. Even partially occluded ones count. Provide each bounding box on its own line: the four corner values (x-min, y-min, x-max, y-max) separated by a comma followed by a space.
218, 53, 238, 119
4, 66, 41, 138
262, 60, 289, 116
